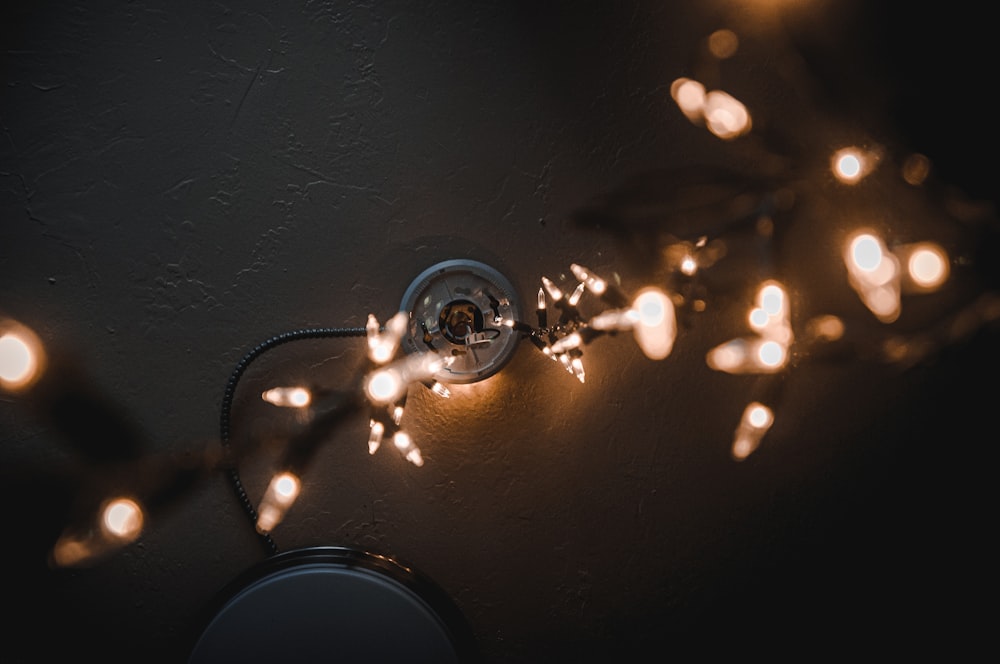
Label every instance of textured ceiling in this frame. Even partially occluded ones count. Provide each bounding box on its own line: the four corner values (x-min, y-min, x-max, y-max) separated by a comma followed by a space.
2, 1, 997, 661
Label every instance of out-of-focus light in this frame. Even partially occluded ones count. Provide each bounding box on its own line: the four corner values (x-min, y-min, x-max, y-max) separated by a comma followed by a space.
851, 233, 885, 272
845, 231, 901, 323
707, 29, 739, 59
831, 147, 879, 184
550, 332, 582, 354
368, 420, 385, 455
49, 499, 143, 569
805, 315, 845, 342
261, 386, 312, 408
902, 242, 950, 290
430, 381, 451, 398
703, 90, 751, 139
391, 431, 424, 467
570, 263, 607, 295
570, 356, 585, 383
902, 153, 932, 186
671, 77, 706, 121
757, 340, 786, 368
0, 320, 45, 392
541, 276, 564, 301
631, 287, 676, 360
100, 498, 144, 540
707, 337, 788, 374
366, 368, 404, 404
680, 255, 697, 276
588, 308, 635, 331
256, 471, 301, 533
367, 311, 408, 364
731, 401, 774, 461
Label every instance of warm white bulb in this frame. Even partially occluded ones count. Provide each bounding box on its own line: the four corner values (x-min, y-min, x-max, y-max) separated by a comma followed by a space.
906, 243, 949, 289
850, 234, 884, 272
393, 431, 411, 450
262, 386, 312, 408
631, 288, 676, 360
256, 472, 301, 533
366, 369, 403, 403
368, 420, 384, 455
0, 322, 44, 391
756, 340, 786, 368
101, 498, 143, 540
0, 333, 35, 385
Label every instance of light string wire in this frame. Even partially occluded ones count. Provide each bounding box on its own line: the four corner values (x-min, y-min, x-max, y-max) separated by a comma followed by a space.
218, 326, 367, 556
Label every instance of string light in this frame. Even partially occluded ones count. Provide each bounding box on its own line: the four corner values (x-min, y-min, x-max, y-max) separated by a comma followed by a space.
3, 17, 997, 569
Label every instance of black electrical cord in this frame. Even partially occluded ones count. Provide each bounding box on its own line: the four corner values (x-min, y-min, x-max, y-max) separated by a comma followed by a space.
219, 327, 367, 556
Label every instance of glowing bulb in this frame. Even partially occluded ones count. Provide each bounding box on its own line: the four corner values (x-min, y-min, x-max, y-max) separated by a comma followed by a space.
570, 263, 607, 295
845, 231, 901, 323
550, 332, 582, 354
0, 321, 45, 391
758, 283, 785, 317
631, 287, 676, 360
707, 29, 739, 59
831, 147, 879, 184
256, 471, 301, 533
541, 276, 563, 301
567, 282, 586, 306
671, 77, 706, 121
570, 357, 585, 383
367, 311, 408, 364
588, 309, 633, 331
393, 431, 423, 466
680, 255, 697, 276
261, 386, 312, 408
0, 333, 35, 386
406, 448, 424, 467
851, 234, 884, 272
756, 340, 786, 368
537, 287, 546, 310
100, 498, 144, 540
746, 403, 773, 429
834, 151, 862, 182
430, 381, 451, 398
748, 308, 770, 330
703, 90, 751, 139
731, 402, 774, 460
368, 420, 384, 455
904, 242, 949, 290
394, 431, 411, 450
366, 368, 403, 404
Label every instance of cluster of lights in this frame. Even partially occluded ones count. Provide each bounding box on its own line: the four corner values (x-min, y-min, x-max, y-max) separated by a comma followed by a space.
3, 22, 997, 568
251, 311, 456, 534
504, 263, 678, 381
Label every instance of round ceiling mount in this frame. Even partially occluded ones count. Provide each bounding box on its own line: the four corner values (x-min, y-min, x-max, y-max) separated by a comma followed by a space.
399, 259, 521, 384
188, 546, 478, 663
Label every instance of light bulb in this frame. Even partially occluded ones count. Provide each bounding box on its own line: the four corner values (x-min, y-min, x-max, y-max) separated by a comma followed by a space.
261, 386, 312, 408
731, 401, 774, 460
570, 263, 607, 295
100, 498, 144, 540
567, 282, 586, 306
256, 471, 301, 533
703, 89, 751, 139
630, 287, 676, 360
366, 368, 404, 404
0, 320, 45, 392
541, 276, 563, 302
368, 420, 384, 455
